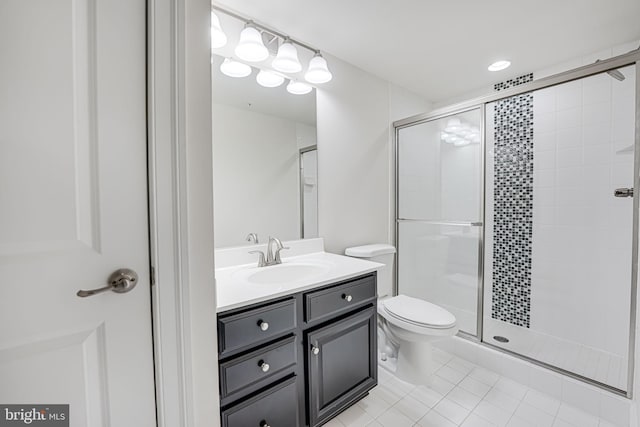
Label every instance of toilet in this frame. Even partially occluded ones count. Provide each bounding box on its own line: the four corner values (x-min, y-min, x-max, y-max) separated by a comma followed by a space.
345, 244, 459, 384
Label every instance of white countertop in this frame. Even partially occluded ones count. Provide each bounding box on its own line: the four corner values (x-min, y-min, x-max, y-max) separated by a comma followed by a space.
216, 250, 383, 313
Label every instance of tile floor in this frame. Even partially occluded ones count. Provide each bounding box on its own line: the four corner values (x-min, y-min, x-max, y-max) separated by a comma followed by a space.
325, 349, 622, 427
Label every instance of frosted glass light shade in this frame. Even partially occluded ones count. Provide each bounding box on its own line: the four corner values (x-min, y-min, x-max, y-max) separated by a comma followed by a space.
235, 26, 269, 62
220, 58, 251, 78
256, 70, 285, 88
305, 53, 332, 84
211, 12, 227, 49
287, 80, 312, 95
272, 41, 302, 73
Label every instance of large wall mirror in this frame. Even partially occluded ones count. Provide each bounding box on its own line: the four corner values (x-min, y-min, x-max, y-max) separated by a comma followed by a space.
212, 54, 318, 248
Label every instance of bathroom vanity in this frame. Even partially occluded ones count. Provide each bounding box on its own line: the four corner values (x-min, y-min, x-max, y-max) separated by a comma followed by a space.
215, 239, 381, 427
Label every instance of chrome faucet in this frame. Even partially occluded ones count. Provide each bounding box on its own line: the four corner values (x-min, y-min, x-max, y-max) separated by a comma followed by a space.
246, 233, 259, 244
249, 236, 289, 268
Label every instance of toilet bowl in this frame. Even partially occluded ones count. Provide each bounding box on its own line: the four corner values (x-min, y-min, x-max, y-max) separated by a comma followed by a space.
378, 294, 458, 383
344, 244, 458, 384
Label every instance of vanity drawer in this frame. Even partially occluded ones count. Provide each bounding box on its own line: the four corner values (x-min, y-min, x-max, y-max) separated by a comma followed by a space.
221, 375, 300, 427
304, 274, 376, 324
220, 335, 297, 400
218, 298, 297, 358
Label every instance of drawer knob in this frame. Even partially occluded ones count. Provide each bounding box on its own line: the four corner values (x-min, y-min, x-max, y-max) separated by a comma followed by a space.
342, 293, 353, 302
257, 320, 269, 331
258, 360, 270, 373
259, 421, 270, 427
311, 345, 320, 356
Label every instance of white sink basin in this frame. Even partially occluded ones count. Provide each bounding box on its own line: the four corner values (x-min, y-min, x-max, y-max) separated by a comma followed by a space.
231, 262, 331, 285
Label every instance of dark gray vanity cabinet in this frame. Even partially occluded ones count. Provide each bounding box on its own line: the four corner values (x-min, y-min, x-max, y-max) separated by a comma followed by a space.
217, 272, 377, 427
306, 306, 377, 426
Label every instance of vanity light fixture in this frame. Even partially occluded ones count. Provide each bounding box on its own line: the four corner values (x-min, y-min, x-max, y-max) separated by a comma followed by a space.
211, 11, 227, 48
304, 52, 333, 84
272, 39, 302, 73
256, 70, 285, 88
488, 60, 511, 71
220, 58, 252, 78
235, 23, 269, 62
287, 80, 312, 95
212, 5, 334, 90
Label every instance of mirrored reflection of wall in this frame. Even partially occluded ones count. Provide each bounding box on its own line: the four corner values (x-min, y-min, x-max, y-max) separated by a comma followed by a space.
212, 55, 317, 248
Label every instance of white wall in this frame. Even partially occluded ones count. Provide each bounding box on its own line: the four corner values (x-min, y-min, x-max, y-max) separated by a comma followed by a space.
212, 103, 315, 247
316, 55, 431, 255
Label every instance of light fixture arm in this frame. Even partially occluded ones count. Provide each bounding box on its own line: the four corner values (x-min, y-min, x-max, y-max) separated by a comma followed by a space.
211, 4, 320, 56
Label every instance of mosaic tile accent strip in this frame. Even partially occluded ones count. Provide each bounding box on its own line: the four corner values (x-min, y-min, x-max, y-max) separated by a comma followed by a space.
491, 74, 534, 328
494, 73, 533, 91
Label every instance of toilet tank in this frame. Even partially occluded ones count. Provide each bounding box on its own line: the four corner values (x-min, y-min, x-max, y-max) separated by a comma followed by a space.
344, 244, 396, 298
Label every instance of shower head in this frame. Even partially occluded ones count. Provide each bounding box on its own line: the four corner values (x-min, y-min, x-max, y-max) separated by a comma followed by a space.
595, 59, 626, 81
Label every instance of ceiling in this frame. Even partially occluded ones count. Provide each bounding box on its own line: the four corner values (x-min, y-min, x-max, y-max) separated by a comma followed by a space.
215, 0, 640, 103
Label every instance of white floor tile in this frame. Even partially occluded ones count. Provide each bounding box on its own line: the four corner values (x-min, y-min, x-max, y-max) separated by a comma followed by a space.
447, 357, 476, 375
482, 389, 520, 414
556, 403, 599, 427
468, 367, 501, 386
376, 406, 414, 427
357, 392, 392, 419
429, 375, 457, 396
365, 421, 383, 427
505, 416, 534, 427
433, 348, 454, 365
493, 378, 528, 400
371, 384, 404, 405
459, 376, 492, 397
472, 401, 512, 427
461, 413, 496, 427
416, 410, 458, 427
337, 404, 375, 427
522, 389, 560, 416
437, 365, 467, 384
410, 385, 445, 408
551, 418, 575, 427
433, 397, 471, 425
447, 386, 483, 411
512, 402, 555, 427
391, 395, 431, 422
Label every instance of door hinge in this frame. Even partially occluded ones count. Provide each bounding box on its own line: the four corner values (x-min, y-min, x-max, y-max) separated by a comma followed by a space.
151, 266, 156, 286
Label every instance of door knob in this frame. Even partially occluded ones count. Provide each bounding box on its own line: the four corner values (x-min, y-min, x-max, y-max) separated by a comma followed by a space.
311, 345, 320, 355
77, 268, 139, 297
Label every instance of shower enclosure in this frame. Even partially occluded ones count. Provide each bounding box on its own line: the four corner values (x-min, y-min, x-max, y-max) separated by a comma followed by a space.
394, 49, 639, 395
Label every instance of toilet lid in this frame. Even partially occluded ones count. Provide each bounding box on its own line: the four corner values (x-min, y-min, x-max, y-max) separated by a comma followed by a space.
383, 295, 456, 329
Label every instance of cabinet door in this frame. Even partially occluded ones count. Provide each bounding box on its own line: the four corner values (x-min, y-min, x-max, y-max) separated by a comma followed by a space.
306, 306, 377, 426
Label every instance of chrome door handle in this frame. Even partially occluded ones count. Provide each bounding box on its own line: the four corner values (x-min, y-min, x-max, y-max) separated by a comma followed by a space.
311, 345, 320, 355
77, 268, 139, 297
614, 188, 633, 198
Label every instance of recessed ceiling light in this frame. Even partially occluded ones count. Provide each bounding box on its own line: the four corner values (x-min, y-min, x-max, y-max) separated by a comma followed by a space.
488, 60, 511, 72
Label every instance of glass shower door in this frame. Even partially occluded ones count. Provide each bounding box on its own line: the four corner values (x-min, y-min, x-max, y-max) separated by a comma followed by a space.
397, 108, 483, 335
483, 65, 636, 392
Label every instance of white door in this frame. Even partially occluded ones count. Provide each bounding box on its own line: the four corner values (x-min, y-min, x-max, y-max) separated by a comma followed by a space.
0, 0, 156, 426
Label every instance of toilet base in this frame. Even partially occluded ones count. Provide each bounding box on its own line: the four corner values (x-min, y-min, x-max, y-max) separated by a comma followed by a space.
395, 341, 438, 385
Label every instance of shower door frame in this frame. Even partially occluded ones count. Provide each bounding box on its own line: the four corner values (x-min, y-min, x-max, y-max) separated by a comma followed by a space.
393, 48, 640, 397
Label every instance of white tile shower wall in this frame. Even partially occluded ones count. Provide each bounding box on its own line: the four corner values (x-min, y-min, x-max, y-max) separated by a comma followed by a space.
530, 67, 635, 364
435, 336, 632, 426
